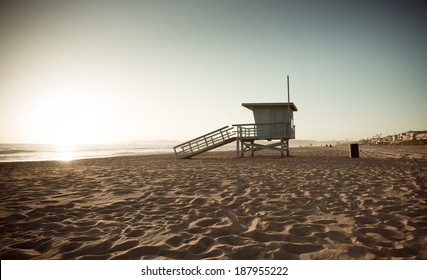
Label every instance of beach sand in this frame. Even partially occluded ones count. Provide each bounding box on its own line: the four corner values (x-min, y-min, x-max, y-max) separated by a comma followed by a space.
1, 145, 426, 260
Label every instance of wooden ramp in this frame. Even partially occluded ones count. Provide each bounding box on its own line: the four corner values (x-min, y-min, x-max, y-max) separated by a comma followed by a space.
173, 126, 236, 159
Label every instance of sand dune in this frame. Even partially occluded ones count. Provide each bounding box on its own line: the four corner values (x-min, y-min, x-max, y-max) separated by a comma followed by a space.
1, 145, 426, 259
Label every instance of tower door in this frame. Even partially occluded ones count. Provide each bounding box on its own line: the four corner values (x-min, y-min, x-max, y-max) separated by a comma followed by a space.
272, 108, 286, 138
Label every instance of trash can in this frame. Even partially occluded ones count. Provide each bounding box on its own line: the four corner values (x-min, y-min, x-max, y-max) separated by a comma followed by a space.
349, 144, 359, 158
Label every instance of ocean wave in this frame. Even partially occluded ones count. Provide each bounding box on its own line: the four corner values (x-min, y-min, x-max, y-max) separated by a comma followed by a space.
0, 149, 37, 155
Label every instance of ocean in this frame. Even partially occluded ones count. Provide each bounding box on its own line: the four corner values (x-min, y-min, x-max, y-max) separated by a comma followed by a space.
0, 143, 174, 162
0, 140, 332, 162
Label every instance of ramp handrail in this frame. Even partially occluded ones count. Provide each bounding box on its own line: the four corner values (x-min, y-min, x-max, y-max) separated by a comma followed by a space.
173, 126, 236, 158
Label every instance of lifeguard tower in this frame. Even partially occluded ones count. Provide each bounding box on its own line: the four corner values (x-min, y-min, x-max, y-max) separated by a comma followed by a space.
234, 102, 297, 158
173, 76, 298, 159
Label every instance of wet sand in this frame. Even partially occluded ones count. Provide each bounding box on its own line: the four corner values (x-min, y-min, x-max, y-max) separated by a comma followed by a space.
1, 145, 426, 259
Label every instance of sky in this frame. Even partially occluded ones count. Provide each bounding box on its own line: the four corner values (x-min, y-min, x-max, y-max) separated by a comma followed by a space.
1, 0, 426, 144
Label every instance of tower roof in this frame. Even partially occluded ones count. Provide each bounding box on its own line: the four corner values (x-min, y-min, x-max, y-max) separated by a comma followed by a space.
242, 102, 298, 111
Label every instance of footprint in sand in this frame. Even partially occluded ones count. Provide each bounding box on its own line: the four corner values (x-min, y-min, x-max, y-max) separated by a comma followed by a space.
124, 229, 145, 238
230, 245, 269, 260
109, 240, 140, 254
279, 242, 324, 255
194, 218, 223, 227
357, 227, 404, 241
263, 221, 287, 232
67, 239, 115, 258
165, 236, 183, 247
325, 230, 353, 244
217, 235, 249, 246
312, 219, 338, 225
112, 245, 162, 259
187, 236, 216, 255
289, 224, 326, 237
190, 197, 208, 205
354, 215, 378, 225
59, 241, 82, 254
10, 238, 52, 253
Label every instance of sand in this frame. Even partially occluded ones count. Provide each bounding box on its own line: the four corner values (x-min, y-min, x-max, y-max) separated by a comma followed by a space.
0, 145, 426, 260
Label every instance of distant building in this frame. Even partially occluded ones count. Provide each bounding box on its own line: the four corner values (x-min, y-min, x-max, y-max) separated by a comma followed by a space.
362, 130, 427, 145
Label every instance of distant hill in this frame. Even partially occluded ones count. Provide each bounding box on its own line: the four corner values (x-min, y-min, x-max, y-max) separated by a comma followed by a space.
137, 140, 182, 146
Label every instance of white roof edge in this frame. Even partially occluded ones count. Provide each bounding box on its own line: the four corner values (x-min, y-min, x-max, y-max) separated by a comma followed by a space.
242, 102, 298, 111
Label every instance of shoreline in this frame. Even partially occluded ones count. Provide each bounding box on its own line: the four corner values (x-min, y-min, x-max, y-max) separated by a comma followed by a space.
1, 145, 426, 259
1, 144, 426, 164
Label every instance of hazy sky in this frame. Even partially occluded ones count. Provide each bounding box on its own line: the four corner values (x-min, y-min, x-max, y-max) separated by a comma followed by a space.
1, 0, 426, 144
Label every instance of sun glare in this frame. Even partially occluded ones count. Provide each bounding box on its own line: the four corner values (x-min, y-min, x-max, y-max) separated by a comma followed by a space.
55, 143, 75, 161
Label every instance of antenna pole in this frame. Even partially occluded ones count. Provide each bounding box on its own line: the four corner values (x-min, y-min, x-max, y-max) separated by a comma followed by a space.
287, 75, 291, 137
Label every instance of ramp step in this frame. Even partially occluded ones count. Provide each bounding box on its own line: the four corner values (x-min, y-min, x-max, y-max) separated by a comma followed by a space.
173, 126, 236, 159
